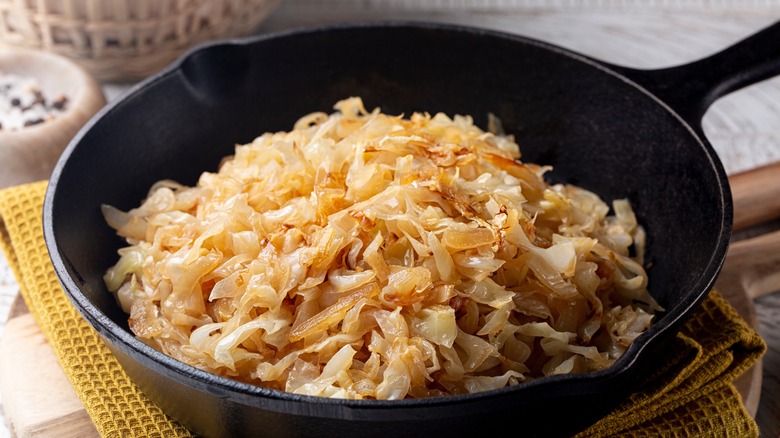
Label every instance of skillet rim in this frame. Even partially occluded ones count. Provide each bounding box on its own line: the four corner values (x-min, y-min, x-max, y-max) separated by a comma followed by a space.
41, 19, 731, 414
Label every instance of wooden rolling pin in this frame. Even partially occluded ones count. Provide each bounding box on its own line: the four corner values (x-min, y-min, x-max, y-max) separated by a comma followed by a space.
731, 161, 780, 231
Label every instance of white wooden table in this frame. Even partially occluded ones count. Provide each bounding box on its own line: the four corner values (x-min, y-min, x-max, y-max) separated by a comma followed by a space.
2, 1, 780, 437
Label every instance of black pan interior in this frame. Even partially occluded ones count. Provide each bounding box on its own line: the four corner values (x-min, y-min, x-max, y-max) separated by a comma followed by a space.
44, 22, 728, 436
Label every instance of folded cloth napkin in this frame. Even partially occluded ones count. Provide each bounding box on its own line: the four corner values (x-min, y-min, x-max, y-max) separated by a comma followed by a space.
0, 181, 767, 437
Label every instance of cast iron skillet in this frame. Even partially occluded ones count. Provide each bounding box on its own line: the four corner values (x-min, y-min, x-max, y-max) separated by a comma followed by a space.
44, 21, 780, 438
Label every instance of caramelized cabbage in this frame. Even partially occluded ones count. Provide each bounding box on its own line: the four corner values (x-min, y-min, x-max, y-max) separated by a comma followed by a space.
103, 97, 661, 399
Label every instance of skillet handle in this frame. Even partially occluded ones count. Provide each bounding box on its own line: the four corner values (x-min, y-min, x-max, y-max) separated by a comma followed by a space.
606, 20, 780, 131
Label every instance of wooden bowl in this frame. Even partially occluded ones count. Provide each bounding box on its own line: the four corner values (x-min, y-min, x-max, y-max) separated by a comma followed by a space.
0, 47, 106, 189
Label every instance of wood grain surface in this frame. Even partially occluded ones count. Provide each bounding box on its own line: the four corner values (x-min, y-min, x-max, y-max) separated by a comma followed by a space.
2, 2, 780, 437
0, 301, 99, 438
731, 162, 780, 231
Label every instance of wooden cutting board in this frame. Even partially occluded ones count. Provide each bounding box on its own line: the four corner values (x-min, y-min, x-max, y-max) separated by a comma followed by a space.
0, 298, 99, 437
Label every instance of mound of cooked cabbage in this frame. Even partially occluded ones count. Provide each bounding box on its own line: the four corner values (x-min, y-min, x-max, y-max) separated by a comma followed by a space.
103, 97, 662, 399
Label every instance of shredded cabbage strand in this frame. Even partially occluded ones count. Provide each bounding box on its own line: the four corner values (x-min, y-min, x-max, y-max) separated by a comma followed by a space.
103, 97, 662, 400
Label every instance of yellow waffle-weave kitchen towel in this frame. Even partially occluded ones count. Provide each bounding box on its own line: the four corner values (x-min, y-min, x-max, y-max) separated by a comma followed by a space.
0, 181, 767, 437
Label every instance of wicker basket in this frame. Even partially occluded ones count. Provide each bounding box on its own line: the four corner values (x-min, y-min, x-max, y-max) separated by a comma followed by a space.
0, 0, 282, 82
